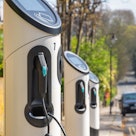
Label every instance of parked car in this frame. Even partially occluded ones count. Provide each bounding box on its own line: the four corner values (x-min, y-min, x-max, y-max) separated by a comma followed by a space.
119, 92, 136, 116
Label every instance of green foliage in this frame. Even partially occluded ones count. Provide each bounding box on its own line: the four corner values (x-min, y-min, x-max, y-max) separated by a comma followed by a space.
117, 25, 136, 78
71, 37, 118, 102
71, 36, 77, 53
61, 78, 64, 93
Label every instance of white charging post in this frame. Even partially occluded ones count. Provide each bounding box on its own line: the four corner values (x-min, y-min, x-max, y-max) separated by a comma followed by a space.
4, 0, 62, 136
89, 71, 100, 136
64, 51, 90, 136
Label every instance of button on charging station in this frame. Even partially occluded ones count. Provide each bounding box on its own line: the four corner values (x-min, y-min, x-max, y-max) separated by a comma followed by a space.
34, 12, 55, 24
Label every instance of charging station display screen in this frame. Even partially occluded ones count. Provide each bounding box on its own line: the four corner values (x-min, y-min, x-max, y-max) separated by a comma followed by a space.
16, 0, 46, 11
69, 57, 83, 66
7, 0, 61, 34
65, 52, 89, 73
11, 0, 61, 30
69, 56, 87, 70
89, 71, 99, 84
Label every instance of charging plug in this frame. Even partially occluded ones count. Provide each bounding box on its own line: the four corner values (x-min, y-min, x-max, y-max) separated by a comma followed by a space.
36, 52, 48, 96
38, 52, 48, 77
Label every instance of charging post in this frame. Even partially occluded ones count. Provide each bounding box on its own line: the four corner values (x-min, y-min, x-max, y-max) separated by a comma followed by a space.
4, 0, 62, 136
64, 51, 90, 136
89, 71, 100, 136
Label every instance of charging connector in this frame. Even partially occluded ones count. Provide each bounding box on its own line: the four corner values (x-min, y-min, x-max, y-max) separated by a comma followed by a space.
42, 97, 50, 135
42, 98, 67, 136
37, 52, 66, 136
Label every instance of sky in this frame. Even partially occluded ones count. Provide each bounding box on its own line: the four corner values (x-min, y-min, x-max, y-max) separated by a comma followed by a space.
105, 0, 136, 18
0, 0, 136, 20
48, 0, 136, 18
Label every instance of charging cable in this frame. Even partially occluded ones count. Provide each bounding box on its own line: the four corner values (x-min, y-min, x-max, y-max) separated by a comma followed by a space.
42, 97, 67, 136
42, 97, 50, 136
38, 52, 66, 136
48, 113, 67, 136
37, 52, 51, 135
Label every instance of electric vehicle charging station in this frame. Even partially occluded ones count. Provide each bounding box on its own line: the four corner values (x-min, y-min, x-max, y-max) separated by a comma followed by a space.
4, 0, 62, 136
64, 51, 90, 136
89, 71, 100, 136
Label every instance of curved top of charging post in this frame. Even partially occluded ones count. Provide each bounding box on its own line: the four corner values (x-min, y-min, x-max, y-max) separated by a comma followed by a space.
89, 71, 99, 84
64, 51, 89, 74
6, 0, 61, 34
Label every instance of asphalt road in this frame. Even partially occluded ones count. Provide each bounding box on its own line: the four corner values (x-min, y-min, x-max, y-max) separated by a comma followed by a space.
100, 71, 136, 136
117, 71, 136, 136
121, 114, 136, 136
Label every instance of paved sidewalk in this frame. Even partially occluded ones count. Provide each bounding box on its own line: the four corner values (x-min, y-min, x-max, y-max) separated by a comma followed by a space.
100, 105, 123, 136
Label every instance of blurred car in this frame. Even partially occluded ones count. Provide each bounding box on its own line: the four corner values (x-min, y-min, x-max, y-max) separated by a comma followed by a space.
119, 92, 136, 116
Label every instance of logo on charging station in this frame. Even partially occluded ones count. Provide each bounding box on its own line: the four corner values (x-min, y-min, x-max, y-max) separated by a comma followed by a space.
34, 12, 54, 24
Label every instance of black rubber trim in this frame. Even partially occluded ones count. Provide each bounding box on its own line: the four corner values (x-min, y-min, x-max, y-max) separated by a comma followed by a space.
25, 45, 53, 127
75, 80, 86, 114
57, 47, 63, 84
90, 127, 99, 136
90, 87, 97, 109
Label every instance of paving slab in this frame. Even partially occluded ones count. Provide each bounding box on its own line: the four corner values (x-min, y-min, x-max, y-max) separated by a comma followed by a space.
100, 106, 123, 136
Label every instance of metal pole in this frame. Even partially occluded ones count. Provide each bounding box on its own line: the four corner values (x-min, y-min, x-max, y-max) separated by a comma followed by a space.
109, 33, 117, 115
109, 47, 112, 115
